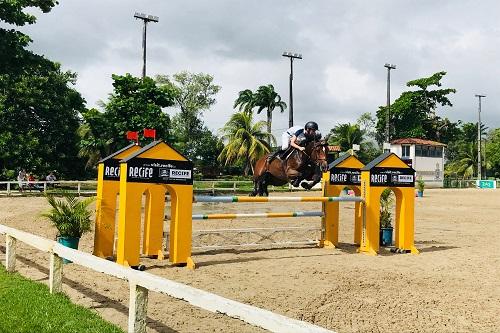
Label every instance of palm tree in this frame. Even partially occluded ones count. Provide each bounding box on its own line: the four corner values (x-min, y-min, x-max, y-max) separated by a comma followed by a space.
233, 89, 255, 114
445, 142, 477, 179
77, 124, 113, 170
253, 85, 287, 144
218, 112, 275, 175
327, 123, 364, 152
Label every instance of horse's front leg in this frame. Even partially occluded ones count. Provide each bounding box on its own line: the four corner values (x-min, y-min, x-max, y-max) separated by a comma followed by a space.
286, 169, 303, 187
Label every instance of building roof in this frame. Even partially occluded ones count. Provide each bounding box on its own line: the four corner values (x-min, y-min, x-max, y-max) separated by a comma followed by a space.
390, 138, 446, 147
98, 143, 139, 163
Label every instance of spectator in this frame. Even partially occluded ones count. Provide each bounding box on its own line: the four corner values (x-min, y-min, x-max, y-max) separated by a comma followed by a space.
46, 171, 57, 188
46, 171, 57, 182
17, 169, 26, 192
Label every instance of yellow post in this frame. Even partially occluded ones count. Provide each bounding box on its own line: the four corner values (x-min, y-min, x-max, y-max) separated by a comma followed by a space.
360, 152, 418, 255
142, 186, 167, 259
167, 184, 194, 268
93, 144, 140, 258
323, 154, 364, 247
115, 140, 195, 268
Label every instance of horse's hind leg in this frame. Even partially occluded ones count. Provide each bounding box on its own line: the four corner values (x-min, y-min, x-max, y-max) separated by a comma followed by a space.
250, 179, 259, 196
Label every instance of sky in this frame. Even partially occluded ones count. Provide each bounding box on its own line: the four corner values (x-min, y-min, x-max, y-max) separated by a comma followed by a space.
14, 0, 500, 138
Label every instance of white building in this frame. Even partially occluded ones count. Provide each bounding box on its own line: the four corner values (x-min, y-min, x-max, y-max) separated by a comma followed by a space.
390, 138, 446, 188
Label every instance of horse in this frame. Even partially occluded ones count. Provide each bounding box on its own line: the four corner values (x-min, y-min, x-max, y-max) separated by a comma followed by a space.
250, 140, 329, 196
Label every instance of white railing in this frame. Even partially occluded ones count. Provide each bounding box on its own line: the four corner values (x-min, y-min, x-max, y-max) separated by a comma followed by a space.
0, 224, 334, 333
0, 180, 323, 196
0, 180, 97, 196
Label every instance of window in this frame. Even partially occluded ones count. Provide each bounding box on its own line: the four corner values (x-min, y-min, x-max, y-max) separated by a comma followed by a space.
402, 145, 410, 158
415, 145, 422, 157
429, 146, 436, 157
436, 147, 443, 158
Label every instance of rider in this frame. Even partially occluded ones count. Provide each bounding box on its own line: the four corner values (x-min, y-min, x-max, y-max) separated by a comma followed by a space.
268, 121, 321, 161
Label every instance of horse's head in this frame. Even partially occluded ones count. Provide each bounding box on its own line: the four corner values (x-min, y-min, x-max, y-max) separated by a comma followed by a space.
309, 140, 329, 172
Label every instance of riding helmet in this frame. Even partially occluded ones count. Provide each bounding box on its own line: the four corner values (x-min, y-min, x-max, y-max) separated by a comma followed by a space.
304, 121, 319, 131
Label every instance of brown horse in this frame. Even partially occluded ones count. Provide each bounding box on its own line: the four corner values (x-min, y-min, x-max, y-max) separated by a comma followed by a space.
251, 140, 329, 196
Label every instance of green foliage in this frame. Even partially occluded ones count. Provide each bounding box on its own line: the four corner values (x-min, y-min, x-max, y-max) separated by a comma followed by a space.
326, 116, 382, 164
0, 265, 123, 333
234, 89, 255, 114
0, 1, 86, 180
103, 74, 175, 148
327, 123, 363, 151
156, 72, 221, 165
375, 71, 457, 143
486, 128, 500, 178
0, 0, 57, 26
253, 85, 287, 142
42, 192, 95, 238
379, 188, 394, 228
445, 122, 489, 179
218, 112, 274, 175
417, 177, 425, 192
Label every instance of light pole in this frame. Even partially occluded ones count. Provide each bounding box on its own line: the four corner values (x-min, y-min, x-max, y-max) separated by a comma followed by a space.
384, 63, 396, 147
475, 94, 486, 181
134, 12, 159, 78
282, 52, 302, 128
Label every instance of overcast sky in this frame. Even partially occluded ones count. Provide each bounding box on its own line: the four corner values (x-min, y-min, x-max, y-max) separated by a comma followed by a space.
16, 0, 500, 137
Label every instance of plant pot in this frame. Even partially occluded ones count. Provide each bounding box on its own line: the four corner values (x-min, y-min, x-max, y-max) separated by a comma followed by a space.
417, 191, 423, 197
380, 227, 393, 246
57, 236, 80, 264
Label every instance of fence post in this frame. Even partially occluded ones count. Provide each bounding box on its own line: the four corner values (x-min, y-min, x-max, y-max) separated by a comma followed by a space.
7, 182, 11, 196
43, 182, 47, 193
77, 182, 81, 196
128, 282, 148, 333
233, 181, 237, 193
49, 253, 64, 293
6, 235, 16, 272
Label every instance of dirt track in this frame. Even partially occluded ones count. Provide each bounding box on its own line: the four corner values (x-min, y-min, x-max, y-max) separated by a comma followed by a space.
0, 188, 499, 332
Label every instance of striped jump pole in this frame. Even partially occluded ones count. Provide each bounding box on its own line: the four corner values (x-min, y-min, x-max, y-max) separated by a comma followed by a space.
193, 196, 364, 203
192, 211, 324, 220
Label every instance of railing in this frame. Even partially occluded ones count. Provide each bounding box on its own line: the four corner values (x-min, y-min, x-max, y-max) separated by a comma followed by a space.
0, 180, 322, 196
0, 180, 97, 196
0, 224, 333, 333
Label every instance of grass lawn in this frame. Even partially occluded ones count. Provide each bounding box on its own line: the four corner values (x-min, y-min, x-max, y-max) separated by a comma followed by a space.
0, 265, 123, 333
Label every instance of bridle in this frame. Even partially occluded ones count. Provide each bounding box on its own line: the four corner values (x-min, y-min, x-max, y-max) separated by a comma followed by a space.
298, 141, 328, 167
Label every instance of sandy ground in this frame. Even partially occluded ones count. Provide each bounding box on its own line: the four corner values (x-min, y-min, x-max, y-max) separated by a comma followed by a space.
0, 189, 499, 333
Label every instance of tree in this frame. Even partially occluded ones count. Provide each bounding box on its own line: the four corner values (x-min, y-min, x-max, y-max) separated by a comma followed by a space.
375, 72, 457, 143
0, 1, 87, 179
485, 128, 500, 178
101, 74, 176, 149
78, 109, 113, 170
218, 112, 274, 175
327, 123, 364, 152
253, 85, 287, 143
156, 72, 221, 152
234, 89, 255, 114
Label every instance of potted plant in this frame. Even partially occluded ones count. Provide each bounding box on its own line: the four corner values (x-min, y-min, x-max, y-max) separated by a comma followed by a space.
417, 177, 425, 197
42, 192, 94, 263
380, 188, 394, 246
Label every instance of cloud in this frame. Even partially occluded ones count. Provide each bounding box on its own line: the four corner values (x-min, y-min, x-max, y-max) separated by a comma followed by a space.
10, 0, 500, 136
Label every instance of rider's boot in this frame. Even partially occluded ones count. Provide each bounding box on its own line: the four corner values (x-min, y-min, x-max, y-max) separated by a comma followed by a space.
267, 150, 282, 162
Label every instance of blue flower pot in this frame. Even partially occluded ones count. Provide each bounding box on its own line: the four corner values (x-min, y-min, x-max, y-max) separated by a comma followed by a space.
380, 227, 393, 246
417, 191, 423, 197
57, 236, 80, 264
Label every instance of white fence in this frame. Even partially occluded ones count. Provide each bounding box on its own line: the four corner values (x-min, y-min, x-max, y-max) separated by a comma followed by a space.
0, 224, 334, 333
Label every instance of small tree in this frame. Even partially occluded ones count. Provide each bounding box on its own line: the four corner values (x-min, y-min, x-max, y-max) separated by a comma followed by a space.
42, 192, 95, 238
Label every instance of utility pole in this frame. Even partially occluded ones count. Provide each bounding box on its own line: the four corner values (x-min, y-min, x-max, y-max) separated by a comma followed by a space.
134, 12, 159, 78
282, 52, 302, 128
475, 94, 486, 181
384, 63, 396, 145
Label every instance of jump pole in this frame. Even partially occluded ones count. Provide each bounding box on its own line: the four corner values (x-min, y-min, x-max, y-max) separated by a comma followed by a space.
192, 211, 324, 220
193, 196, 364, 203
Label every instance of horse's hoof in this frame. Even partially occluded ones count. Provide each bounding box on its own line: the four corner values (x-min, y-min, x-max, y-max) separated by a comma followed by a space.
301, 182, 311, 190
